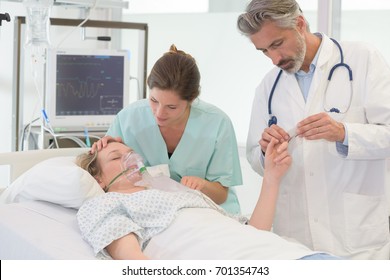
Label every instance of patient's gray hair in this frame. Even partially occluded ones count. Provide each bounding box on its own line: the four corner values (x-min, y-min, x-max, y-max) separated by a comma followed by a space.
237, 0, 309, 36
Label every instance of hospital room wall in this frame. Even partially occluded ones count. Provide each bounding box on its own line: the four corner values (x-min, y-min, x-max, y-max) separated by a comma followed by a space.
2, 6, 390, 152
121, 10, 390, 148
0, 5, 315, 154
1, 3, 390, 214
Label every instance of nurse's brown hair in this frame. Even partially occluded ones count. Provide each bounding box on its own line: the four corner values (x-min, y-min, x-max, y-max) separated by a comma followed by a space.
146, 44, 201, 102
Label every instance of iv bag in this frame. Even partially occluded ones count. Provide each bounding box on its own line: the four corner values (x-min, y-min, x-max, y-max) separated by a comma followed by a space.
23, 0, 53, 49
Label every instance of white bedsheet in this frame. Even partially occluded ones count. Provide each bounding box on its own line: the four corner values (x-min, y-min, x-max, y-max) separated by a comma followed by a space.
144, 208, 315, 260
0, 201, 96, 260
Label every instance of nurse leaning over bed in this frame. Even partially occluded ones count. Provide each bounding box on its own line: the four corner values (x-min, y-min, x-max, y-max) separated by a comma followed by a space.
77, 139, 339, 260
90, 44, 242, 215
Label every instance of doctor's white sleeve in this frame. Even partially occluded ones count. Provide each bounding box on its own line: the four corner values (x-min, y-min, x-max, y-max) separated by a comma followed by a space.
246, 86, 268, 176
344, 45, 390, 160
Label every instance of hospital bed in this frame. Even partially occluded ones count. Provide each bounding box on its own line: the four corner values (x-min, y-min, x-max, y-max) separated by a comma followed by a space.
1, 148, 389, 260
0, 147, 263, 260
0, 148, 99, 259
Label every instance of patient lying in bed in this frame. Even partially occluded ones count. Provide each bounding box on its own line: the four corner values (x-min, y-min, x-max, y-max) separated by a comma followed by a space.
76, 140, 339, 260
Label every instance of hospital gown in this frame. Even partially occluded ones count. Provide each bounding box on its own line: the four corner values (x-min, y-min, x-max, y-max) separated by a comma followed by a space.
77, 189, 244, 258
77, 189, 326, 260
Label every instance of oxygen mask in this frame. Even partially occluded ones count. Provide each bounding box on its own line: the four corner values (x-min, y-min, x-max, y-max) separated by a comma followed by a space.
104, 152, 152, 192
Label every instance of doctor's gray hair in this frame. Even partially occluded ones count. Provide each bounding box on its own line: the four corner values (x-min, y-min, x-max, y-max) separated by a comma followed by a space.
237, 0, 309, 36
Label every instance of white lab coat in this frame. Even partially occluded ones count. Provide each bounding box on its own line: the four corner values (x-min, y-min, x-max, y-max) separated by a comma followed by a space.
247, 34, 390, 259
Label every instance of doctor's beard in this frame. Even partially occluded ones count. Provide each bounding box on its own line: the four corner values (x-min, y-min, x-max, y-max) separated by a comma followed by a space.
278, 32, 306, 74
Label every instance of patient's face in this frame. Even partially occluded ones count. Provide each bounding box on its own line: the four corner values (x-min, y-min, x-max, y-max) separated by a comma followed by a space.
96, 142, 134, 190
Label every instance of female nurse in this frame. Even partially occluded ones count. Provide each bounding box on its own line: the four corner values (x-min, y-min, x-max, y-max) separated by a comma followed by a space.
91, 45, 243, 214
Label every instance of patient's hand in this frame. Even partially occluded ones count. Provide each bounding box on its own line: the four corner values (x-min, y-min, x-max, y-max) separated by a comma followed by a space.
90, 136, 123, 154
264, 139, 291, 184
249, 139, 291, 231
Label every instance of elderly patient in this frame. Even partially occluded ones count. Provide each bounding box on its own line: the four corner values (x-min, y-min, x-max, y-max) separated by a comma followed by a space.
76, 140, 338, 260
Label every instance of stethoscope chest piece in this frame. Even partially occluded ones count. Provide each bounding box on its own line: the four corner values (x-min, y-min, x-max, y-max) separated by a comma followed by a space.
268, 115, 277, 127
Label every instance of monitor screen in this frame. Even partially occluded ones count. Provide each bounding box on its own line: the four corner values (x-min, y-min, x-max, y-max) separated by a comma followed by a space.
45, 48, 130, 132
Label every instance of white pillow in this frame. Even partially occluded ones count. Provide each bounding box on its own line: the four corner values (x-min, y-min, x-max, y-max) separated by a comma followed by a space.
0, 156, 104, 209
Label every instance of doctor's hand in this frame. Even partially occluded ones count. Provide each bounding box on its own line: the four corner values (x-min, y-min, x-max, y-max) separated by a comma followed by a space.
296, 112, 345, 142
90, 135, 123, 154
260, 124, 290, 154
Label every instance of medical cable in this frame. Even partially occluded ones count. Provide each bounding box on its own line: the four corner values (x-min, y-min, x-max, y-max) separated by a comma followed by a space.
26, 56, 60, 149
46, 134, 97, 149
84, 127, 91, 148
20, 117, 40, 151
46, 133, 101, 149
41, 109, 59, 148
20, 94, 40, 151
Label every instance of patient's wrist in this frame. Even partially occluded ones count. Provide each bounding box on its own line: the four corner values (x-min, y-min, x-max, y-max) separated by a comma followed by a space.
262, 174, 281, 188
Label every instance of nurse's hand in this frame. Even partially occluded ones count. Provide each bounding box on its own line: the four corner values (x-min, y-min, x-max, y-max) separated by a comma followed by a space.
90, 136, 123, 154
180, 176, 228, 205
296, 112, 345, 142
180, 176, 207, 191
260, 124, 290, 154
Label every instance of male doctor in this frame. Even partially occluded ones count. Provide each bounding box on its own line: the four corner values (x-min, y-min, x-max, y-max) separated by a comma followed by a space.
237, 0, 390, 259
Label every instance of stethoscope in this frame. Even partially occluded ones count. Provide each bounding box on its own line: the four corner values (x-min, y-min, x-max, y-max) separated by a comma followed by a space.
268, 38, 353, 127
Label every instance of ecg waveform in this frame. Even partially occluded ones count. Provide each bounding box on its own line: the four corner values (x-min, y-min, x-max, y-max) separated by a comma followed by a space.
54, 54, 125, 116
56, 78, 103, 99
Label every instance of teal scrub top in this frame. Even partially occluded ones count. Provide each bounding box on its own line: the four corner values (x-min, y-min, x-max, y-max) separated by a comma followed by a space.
107, 98, 243, 214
